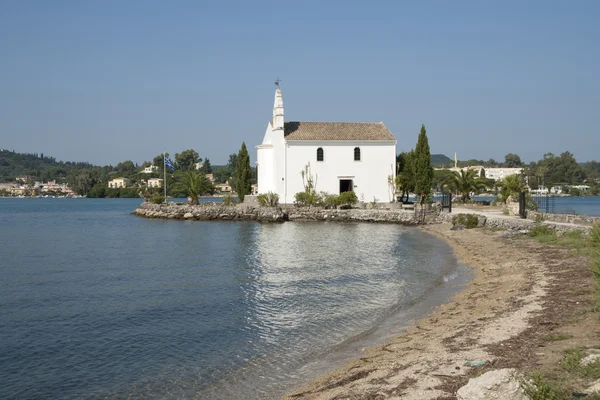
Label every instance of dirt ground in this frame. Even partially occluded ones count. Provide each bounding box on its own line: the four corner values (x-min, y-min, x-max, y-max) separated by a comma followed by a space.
282, 223, 600, 399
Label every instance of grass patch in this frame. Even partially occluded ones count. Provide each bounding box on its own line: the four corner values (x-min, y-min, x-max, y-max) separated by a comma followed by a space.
521, 372, 571, 400
543, 333, 573, 342
558, 347, 600, 379
560, 347, 584, 373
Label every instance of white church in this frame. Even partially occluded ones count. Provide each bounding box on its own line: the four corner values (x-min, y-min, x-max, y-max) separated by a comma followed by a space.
256, 85, 397, 204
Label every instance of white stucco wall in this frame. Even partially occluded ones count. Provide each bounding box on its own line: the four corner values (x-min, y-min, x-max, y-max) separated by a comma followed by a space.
257, 122, 286, 197
283, 141, 397, 204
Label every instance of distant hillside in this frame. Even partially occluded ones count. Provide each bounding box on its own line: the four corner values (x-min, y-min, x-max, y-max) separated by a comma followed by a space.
0, 149, 101, 183
430, 154, 452, 167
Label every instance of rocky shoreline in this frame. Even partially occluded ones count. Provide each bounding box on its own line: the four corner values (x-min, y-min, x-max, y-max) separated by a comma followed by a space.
132, 202, 592, 235
132, 202, 441, 225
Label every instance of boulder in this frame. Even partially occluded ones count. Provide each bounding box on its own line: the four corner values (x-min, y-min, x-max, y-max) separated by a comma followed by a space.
456, 368, 528, 400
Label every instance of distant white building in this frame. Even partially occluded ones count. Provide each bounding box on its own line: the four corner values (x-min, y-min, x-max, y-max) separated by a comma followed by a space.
147, 178, 163, 188
256, 86, 397, 203
436, 166, 523, 181
142, 165, 158, 174
108, 178, 131, 188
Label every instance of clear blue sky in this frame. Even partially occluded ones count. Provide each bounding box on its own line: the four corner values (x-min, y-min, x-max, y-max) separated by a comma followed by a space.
1, 0, 598, 166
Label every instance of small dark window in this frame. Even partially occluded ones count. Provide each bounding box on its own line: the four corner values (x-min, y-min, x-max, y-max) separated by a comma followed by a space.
317, 147, 324, 162
354, 147, 361, 161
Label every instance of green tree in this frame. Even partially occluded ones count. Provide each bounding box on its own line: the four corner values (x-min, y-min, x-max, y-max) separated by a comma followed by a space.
413, 124, 433, 201
480, 168, 486, 179
498, 174, 528, 203
227, 153, 238, 170
395, 151, 416, 202
199, 158, 213, 174
444, 169, 488, 202
67, 169, 99, 196
115, 160, 136, 176
235, 142, 252, 202
504, 153, 523, 167
174, 149, 200, 171
170, 171, 214, 205
153, 153, 169, 169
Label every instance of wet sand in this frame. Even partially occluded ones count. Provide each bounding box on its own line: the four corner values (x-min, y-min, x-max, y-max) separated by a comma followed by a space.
283, 223, 596, 399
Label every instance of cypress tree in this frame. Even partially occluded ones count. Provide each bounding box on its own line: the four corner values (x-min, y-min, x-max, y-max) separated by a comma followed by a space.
236, 142, 252, 202
413, 124, 433, 200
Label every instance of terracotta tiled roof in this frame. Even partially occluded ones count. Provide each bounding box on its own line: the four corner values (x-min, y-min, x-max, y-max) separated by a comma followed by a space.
284, 122, 395, 141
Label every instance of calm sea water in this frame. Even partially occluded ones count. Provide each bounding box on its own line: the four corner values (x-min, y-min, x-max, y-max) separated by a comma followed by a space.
551, 196, 600, 216
468, 196, 600, 216
0, 198, 468, 400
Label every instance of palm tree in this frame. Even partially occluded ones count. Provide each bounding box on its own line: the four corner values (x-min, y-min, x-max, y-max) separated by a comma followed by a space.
498, 174, 528, 204
444, 169, 488, 202
171, 171, 214, 205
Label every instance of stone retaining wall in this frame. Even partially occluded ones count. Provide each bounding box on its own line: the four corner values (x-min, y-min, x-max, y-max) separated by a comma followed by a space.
441, 212, 591, 235
132, 202, 441, 225
132, 202, 592, 234
527, 210, 600, 227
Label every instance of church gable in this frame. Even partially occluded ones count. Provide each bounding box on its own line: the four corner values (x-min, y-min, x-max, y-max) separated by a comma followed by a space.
284, 122, 395, 141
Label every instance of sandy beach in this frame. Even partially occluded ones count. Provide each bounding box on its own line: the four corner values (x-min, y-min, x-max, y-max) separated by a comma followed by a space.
283, 223, 598, 399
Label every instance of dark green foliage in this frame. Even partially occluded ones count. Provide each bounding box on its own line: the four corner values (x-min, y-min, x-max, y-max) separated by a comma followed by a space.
108, 188, 139, 198
87, 183, 107, 198
115, 160, 136, 175
451, 214, 479, 229
235, 142, 252, 202
396, 151, 416, 202
257, 192, 279, 207
174, 149, 200, 171
444, 168, 488, 201
150, 195, 165, 204
504, 153, 523, 167
429, 154, 452, 167
227, 153, 238, 170
338, 191, 358, 206
498, 174, 527, 203
199, 158, 213, 174
0, 149, 111, 186
153, 153, 169, 169
170, 171, 214, 204
413, 124, 433, 198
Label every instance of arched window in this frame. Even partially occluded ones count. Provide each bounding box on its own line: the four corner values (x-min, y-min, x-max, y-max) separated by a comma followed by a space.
354, 147, 361, 161
317, 147, 324, 162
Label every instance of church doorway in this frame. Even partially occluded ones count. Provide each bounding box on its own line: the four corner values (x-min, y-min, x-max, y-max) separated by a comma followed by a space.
339, 179, 353, 193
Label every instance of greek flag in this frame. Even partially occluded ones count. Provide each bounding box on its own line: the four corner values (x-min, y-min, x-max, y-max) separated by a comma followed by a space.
164, 157, 175, 172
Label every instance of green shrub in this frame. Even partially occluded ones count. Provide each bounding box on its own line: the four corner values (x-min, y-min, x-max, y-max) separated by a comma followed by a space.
150, 195, 165, 204
451, 213, 479, 229
338, 191, 358, 206
521, 372, 570, 400
294, 191, 323, 206
222, 194, 236, 206
323, 193, 340, 209
257, 192, 279, 207
528, 225, 554, 237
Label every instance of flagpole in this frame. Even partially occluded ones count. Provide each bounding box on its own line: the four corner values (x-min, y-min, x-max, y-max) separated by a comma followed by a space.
164, 152, 167, 202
